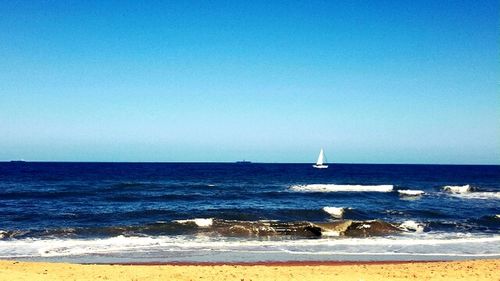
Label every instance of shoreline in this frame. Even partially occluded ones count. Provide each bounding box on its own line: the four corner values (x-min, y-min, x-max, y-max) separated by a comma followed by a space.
1, 259, 498, 280
101, 260, 431, 266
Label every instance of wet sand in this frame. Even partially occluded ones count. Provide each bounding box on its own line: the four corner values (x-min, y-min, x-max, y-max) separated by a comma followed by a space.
0, 259, 498, 280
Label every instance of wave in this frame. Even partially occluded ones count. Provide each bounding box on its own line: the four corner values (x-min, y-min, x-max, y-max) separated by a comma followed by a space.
443, 185, 472, 193
0, 190, 99, 200
4, 214, 496, 241
0, 230, 30, 240
0, 219, 430, 241
397, 190, 424, 196
0, 233, 498, 260
173, 218, 214, 228
399, 221, 425, 233
440, 185, 499, 200
448, 192, 500, 200
106, 182, 219, 192
290, 184, 393, 192
104, 193, 205, 202
322, 207, 346, 218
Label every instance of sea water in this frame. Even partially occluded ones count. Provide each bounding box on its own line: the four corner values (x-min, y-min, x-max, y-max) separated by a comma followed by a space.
0, 162, 498, 262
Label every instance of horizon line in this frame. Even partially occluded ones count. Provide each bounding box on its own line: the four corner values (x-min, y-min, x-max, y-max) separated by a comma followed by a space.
2, 160, 499, 166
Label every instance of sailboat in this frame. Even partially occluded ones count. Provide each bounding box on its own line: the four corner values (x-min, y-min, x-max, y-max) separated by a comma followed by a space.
313, 148, 328, 169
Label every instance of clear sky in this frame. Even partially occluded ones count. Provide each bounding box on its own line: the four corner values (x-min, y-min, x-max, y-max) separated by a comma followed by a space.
0, 1, 498, 164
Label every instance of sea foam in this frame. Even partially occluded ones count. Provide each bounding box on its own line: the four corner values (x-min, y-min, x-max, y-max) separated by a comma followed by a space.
323, 207, 346, 218
399, 221, 425, 233
442, 185, 500, 200
449, 192, 500, 200
398, 189, 425, 196
173, 218, 213, 227
443, 185, 472, 193
290, 184, 393, 192
1, 234, 499, 260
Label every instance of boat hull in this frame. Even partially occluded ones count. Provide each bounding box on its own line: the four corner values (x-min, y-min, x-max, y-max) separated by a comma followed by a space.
313, 165, 328, 169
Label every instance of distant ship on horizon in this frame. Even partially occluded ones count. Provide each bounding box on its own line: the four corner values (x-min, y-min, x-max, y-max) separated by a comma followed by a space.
235, 160, 252, 164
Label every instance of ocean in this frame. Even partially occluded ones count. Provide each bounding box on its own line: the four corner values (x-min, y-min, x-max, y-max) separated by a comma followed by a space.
0, 162, 499, 263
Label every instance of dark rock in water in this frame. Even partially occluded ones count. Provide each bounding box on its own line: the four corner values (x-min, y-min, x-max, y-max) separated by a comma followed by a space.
344, 220, 402, 237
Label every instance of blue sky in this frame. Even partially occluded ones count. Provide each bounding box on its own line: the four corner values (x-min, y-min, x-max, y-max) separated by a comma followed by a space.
0, 1, 498, 163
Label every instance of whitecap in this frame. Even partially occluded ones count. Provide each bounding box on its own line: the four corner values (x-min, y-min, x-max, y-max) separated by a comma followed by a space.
449, 192, 500, 200
323, 207, 345, 218
290, 184, 393, 192
398, 189, 424, 196
399, 221, 425, 233
443, 185, 471, 193
173, 218, 213, 228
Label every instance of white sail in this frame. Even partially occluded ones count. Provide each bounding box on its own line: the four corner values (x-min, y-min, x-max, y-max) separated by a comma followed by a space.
316, 149, 325, 165
313, 148, 328, 168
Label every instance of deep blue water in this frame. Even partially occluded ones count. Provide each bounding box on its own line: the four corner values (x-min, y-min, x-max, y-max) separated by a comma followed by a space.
1, 162, 498, 235
0, 162, 499, 262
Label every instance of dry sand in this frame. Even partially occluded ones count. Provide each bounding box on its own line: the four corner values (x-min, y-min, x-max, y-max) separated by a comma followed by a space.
0, 259, 498, 281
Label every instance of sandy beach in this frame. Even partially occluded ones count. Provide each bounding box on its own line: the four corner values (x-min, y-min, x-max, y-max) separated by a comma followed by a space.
0, 259, 498, 281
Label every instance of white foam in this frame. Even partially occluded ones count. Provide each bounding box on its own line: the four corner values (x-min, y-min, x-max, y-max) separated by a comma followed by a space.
449, 192, 500, 200
173, 218, 213, 227
398, 189, 424, 196
323, 207, 345, 218
0, 234, 499, 259
399, 221, 425, 233
290, 184, 393, 192
443, 185, 471, 194
321, 231, 341, 237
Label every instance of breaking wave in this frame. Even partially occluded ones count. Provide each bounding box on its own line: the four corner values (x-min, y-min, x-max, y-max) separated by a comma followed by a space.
399, 221, 425, 233
448, 192, 500, 200
323, 207, 346, 218
173, 218, 214, 228
443, 185, 472, 193
441, 185, 499, 200
0, 234, 499, 260
398, 190, 425, 196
